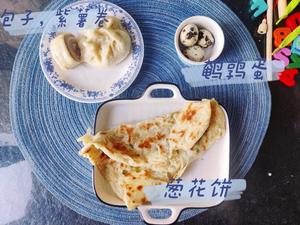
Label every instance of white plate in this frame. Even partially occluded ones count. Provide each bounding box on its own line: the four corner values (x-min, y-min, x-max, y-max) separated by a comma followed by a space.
93, 83, 230, 224
39, 0, 144, 103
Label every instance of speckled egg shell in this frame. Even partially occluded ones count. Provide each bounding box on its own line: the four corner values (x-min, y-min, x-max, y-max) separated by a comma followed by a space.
198, 29, 214, 48
184, 45, 205, 62
180, 24, 199, 47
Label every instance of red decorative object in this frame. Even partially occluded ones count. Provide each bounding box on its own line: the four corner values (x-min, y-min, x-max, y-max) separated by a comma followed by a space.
286, 12, 300, 31
278, 69, 299, 87
273, 27, 292, 47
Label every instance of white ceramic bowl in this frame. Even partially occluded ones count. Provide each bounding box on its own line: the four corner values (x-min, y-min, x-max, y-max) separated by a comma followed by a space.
174, 16, 225, 65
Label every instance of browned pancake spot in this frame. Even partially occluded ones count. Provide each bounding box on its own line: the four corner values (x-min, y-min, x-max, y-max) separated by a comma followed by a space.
137, 185, 143, 191
141, 197, 147, 203
182, 104, 197, 121
138, 133, 165, 149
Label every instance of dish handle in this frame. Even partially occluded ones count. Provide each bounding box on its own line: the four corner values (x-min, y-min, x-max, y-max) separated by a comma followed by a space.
141, 83, 184, 100
138, 205, 182, 225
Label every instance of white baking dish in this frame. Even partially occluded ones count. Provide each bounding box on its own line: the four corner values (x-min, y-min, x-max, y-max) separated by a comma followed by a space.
93, 83, 230, 224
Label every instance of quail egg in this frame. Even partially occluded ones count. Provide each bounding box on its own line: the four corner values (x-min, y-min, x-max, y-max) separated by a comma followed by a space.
184, 45, 205, 62
198, 29, 214, 48
180, 24, 199, 47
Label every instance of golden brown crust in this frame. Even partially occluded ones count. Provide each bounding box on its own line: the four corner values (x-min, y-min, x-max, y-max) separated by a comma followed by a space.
78, 99, 226, 210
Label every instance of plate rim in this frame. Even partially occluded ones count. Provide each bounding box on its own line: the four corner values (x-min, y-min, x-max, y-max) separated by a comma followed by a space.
92, 82, 230, 207
39, 0, 145, 103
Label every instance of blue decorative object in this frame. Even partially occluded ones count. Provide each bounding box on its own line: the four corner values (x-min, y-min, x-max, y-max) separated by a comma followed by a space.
10, 0, 271, 224
291, 35, 300, 55
249, 0, 268, 18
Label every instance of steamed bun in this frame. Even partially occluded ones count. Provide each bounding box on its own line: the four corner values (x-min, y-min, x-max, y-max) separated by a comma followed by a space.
78, 16, 131, 67
50, 33, 82, 69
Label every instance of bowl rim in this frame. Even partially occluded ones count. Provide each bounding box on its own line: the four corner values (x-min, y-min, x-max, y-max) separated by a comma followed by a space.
174, 15, 225, 65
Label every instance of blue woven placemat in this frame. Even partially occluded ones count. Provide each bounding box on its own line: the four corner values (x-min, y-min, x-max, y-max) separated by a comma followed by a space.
10, 0, 271, 224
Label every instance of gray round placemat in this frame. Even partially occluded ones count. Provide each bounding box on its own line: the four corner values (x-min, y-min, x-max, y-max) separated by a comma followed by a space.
10, 0, 271, 224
